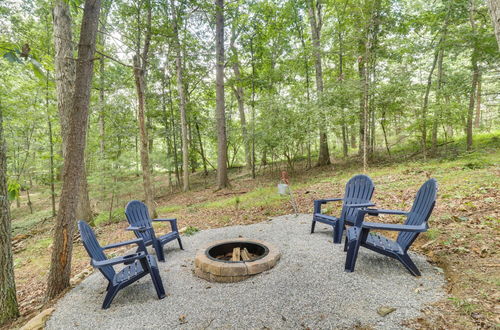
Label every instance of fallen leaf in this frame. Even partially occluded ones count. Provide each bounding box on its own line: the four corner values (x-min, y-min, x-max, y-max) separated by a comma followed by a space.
377, 306, 396, 317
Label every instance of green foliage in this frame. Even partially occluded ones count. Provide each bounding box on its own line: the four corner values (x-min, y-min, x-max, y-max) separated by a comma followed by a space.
7, 181, 20, 202
183, 226, 199, 236
93, 209, 124, 227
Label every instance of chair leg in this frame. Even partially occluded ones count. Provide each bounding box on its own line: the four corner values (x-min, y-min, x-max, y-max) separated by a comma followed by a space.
102, 285, 120, 309
310, 220, 316, 234
333, 220, 343, 244
344, 228, 367, 272
147, 262, 166, 299
397, 253, 421, 276
177, 237, 184, 250
343, 235, 349, 252
153, 241, 165, 262
344, 238, 360, 272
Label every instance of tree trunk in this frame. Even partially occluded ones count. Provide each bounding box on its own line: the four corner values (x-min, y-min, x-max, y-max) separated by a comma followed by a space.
230, 26, 251, 171
474, 71, 482, 128
99, 55, 105, 155
250, 37, 257, 179
75, 169, 92, 222
421, 48, 439, 158
431, 43, 446, 153
488, 0, 500, 49
215, 0, 229, 189
0, 94, 19, 325
47, 0, 101, 300
467, 1, 479, 151
195, 120, 208, 175
307, 0, 330, 166
53, 0, 92, 223
170, 0, 189, 191
357, 40, 365, 157
133, 1, 155, 216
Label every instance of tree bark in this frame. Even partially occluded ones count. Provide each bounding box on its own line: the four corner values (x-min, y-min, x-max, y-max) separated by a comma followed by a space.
53, 0, 92, 223
215, 0, 229, 189
488, 0, 500, 50
307, 0, 330, 166
0, 94, 19, 325
133, 0, 155, 216
45, 20, 57, 218
75, 170, 92, 221
170, 0, 189, 191
47, 0, 101, 300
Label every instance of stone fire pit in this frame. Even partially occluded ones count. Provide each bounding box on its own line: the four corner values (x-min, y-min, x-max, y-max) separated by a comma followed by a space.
194, 238, 281, 283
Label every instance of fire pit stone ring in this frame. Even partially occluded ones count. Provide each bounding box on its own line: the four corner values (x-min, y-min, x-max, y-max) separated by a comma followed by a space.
194, 238, 281, 283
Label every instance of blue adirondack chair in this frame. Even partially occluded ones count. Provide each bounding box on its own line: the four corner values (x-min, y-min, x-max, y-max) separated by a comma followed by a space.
311, 174, 375, 243
344, 178, 437, 276
78, 221, 166, 309
125, 200, 183, 262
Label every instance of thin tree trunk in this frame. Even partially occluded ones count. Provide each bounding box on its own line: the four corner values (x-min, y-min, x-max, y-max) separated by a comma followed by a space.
292, 4, 312, 168
350, 126, 356, 148
421, 52, 439, 159
474, 71, 481, 128
44, 27, 57, 217
99, 55, 105, 155
133, 0, 155, 216
195, 120, 208, 175
215, 0, 229, 189
250, 36, 256, 179
166, 71, 181, 187
467, 1, 479, 151
380, 110, 391, 157
170, 0, 190, 191
358, 40, 365, 157
230, 26, 251, 171
307, 0, 330, 166
47, 0, 101, 299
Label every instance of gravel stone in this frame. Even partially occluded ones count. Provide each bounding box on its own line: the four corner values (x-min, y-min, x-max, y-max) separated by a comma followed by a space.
47, 214, 445, 329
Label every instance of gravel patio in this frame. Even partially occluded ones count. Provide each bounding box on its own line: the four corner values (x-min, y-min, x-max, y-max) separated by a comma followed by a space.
47, 214, 445, 329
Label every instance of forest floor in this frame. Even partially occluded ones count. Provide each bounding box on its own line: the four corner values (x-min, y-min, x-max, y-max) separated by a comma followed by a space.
7, 133, 500, 329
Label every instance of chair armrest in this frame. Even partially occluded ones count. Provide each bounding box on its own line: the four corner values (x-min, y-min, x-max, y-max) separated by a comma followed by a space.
316, 198, 343, 204
102, 238, 146, 252
153, 218, 177, 222
354, 208, 410, 226
92, 251, 147, 268
364, 208, 409, 216
345, 202, 376, 209
126, 225, 152, 232
361, 222, 427, 232
314, 198, 342, 214
153, 218, 179, 232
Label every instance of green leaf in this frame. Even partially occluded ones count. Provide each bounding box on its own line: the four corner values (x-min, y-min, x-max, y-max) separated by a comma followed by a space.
30, 60, 46, 80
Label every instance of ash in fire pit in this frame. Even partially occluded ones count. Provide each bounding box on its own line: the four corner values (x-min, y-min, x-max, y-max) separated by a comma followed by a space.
208, 241, 267, 262
195, 238, 280, 283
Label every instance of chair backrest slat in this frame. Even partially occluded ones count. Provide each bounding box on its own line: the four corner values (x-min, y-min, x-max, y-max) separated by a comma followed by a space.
125, 200, 154, 242
78, 221, 115, 281
397, 179, 438, 250
341, 175, 375, 222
